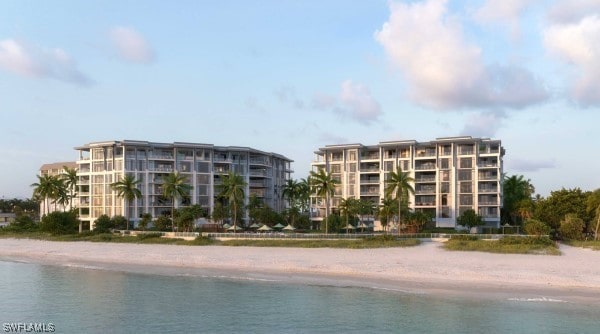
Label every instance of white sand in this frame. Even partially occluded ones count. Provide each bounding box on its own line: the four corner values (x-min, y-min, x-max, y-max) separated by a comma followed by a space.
1, 239, 600, 302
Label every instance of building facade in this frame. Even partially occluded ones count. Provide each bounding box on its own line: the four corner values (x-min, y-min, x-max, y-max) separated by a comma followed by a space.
310, 136, 504, 229
75, 140, 293, 229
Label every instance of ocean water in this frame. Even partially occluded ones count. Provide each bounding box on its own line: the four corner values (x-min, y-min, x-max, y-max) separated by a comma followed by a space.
0, 260, 598, 334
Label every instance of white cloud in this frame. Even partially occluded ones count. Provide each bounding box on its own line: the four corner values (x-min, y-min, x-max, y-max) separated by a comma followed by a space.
109, 26, 155, 64
0, 39, 91, 85
546, 0, 600, 24
544, 15, 600, 105
460, 110, 506, 137
374, 0, 548, 110
474, 0, 536, 38
312, 80, 382, 124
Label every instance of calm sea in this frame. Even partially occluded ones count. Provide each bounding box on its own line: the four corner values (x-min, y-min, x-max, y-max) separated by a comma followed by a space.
0, 260, 598, 334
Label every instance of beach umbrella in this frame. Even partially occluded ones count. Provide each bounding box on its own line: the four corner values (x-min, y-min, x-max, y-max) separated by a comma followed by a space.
249, 223, 261, 229
227, 224, 243, 232
273, 223, 285, 229
222, 223, 231, 229
257, 224, 272, 231
282, 224, 296, 231
343, 224, 356, 230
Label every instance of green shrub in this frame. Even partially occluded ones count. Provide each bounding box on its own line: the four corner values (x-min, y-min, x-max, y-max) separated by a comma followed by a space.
137, 232, 163, 240
39, 211, 79, 235
450, 235, 478, 241
524, 219, 550, 237
559, 214, 585, 240
111, 215, 128, 230
93, 215, 114, 233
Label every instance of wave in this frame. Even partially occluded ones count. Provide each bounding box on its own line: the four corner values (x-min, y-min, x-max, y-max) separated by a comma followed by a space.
507, 297, 568, 303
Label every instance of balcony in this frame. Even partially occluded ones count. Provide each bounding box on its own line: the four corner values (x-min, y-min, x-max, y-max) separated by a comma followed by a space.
415, 149, 436, 157
249, 158, 269, 165
360, 176, 380, 184
415, 176, 436, 183
415, 201, 436, 206
478, 200, 498, 205
149, 154, 174, 160
415, 163, 436, 170
478, 186, 498, 193
361, 153, 380, 160
479, 173, 498, 180
249, 170, 268, 177
478, 161, 498, 168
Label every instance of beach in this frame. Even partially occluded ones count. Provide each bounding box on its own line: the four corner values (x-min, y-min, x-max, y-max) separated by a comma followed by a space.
1, 238, 600, 303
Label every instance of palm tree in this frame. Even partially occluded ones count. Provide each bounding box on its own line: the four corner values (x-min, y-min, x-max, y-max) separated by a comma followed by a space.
338, 197, 358, 232
378, 196, 397, 233
282, 179, 300, 208
31, 175, 54, 216
162, 172, 192, 232
31, 175, 67, 215
218, 171, 247, 232
503, 174, 535, 224
298, 178, 311, 213
385, 167, 415, 235
111, 174, 142, 231
61, 166, 78, 211
309, 169, 339, 234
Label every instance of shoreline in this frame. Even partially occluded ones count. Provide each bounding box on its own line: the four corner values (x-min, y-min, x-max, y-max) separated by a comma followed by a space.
1, 238, 600, 304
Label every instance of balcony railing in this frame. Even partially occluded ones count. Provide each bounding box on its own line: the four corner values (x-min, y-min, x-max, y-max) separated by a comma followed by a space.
249, 158, 269, 165
478, 200, 498, 205
479, 174, 498, 180
415, 164, 436, 170
478, 187, 498, 193
415, 201, 436, 206
478, 162, 498, 168
360, 167, 380, 173
149, 154, 174, 160
415, 176, 436, 182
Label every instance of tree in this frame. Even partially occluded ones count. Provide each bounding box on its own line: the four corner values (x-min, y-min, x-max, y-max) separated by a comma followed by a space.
384, 167, 415, 235
297, 178, 311, 213
61, 166, 78, 211
309, 169, 339, 234
31, 174, 66, 215
217, 171, 247, 232
378, 196, 397, 233
502, 174, 535, 225
282, 179, 300, 209
175, 205, 205, 232
338, 197, 359, 232
111, 174, 142, 231
457, 209, 484, 231
534, 188, 591, 230
559, 214, 585, 240
138, 213, 152, 231
246, 194, 263, 225
523, 219, 550, 237
39, 211, 79, 235
211, 201, 228, 226
585, 189, 600, 240
153, 215, 172, 231
93, 214, 114, 233
162, 172, 192, 232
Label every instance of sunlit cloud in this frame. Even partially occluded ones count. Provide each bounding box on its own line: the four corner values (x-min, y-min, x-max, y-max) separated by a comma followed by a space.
374, 0, 548, 110
109, 26, 155, 64
312, 80, 382, 124
544, 10, 600, 106
0, 38, 92, 85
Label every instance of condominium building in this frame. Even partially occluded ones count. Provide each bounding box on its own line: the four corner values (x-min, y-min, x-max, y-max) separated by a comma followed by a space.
310, 136, 504, 229
75, 140, 293, 229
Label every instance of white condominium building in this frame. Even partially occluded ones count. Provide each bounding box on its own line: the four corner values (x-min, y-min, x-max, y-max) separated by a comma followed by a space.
75, 140, 293, 229
310, 136, 504, 229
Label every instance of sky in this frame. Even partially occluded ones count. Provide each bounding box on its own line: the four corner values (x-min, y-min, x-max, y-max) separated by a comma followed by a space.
1, 0, 599, 198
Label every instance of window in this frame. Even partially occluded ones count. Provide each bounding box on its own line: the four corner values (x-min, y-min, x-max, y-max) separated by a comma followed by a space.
440, 158, 449, 169
460, 158, 472, 169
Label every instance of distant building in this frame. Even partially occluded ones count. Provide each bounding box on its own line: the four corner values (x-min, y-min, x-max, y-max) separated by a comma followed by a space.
38, 161, 78, 214
74, 140, 293, 229
0, 212, 16, 228
310, 136, 504, 230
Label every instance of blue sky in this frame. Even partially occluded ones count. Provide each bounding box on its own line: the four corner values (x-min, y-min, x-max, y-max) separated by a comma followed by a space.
1, 0, 599, 198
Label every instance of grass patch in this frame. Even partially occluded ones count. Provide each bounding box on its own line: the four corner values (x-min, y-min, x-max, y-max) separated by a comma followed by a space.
562, 240, 600, 251
443, 236, 560, 255
220, 236, 421, 248
0, 230, 216, 246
